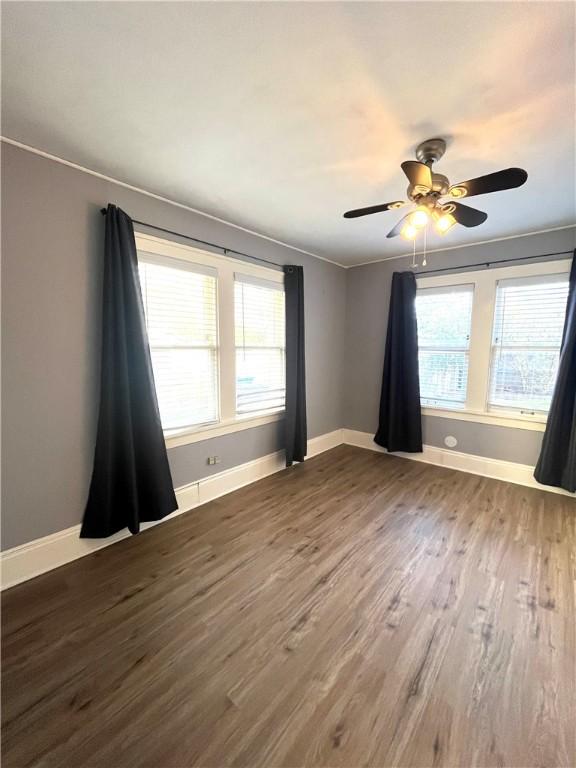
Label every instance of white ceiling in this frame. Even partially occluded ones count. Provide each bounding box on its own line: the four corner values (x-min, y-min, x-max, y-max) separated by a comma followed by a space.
2, 2, 575, 266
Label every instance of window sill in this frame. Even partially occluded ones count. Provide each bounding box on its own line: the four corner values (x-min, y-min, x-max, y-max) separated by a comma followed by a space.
421, 406, 547, 432
164, 410, 285, 449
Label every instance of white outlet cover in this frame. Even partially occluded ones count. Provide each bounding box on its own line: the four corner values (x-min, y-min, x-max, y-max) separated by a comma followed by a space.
444, 435, 458, 448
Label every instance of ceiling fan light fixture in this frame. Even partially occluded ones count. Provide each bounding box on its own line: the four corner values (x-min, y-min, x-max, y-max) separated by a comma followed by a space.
410, 208, 429, 228
435, 213, 456, 234
401, 223, 418, 240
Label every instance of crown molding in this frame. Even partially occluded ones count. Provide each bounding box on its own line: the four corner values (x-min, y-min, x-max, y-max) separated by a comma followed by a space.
0, 136, 346, 269
347, 224, 576, 269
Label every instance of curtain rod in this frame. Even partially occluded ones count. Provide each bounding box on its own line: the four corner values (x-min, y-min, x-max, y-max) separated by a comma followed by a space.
99, 208, 284, 269
414, 249, 573, 276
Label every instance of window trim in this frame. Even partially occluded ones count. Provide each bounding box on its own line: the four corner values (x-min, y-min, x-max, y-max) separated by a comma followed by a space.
135, 232, 285, 448
416, 259, 570, 429
164, 411, 285, 448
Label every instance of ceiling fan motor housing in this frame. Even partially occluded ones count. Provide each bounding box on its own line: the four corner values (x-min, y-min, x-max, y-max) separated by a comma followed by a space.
407, 139, 450, 201
407, 173, 449, 203
431, 173, 449, 195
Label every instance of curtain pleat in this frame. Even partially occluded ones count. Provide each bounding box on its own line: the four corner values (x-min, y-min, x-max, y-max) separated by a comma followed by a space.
374, 271, 423, 453
81, 204, 177, 538
284, 265, 307, 466
534, 250, 576, 492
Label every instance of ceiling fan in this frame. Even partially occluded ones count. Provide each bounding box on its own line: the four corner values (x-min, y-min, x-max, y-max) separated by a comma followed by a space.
343, 138, 528, 239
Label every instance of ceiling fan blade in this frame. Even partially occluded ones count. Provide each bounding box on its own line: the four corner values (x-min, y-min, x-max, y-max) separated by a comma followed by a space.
343, 201, 407, 219
401, 161, 432, 191
449, 168, 527, 199
386, 213, 412, 238
448, 202, 488, 227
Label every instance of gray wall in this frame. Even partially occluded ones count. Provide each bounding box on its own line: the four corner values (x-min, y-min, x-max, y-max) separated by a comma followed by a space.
1, 143, 346, 549
344, 227, 576, 463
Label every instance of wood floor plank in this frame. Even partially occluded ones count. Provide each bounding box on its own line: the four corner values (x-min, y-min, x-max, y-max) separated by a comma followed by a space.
2, 445, 575, 767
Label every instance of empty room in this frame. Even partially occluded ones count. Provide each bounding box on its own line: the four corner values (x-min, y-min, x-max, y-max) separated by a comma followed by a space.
1, 2, 575, 767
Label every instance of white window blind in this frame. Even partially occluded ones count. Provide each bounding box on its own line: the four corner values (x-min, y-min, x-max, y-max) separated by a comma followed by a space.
416, 285, 474, 408
234, 275, 285, 415
488, 275, 569, 413
138, 256, 219, 430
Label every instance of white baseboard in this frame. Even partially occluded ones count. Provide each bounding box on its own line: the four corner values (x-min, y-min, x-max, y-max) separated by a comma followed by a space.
0, 429, 343, 591
342, 429, 574, 498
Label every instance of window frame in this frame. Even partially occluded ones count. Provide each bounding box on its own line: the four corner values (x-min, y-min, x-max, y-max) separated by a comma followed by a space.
416, 259, 570, 432
135, 232, 285, 448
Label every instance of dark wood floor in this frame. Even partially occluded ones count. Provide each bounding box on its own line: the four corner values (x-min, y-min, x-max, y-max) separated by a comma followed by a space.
2, 445, 575, 768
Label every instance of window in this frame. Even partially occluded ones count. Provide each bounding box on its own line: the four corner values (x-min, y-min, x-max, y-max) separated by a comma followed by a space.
234, 276, 286, 414
139, 257, 218, 430
489, 275, 569, 413
416, 285, 473, 408
416, 260, 570, 427
136, 233, 285, 444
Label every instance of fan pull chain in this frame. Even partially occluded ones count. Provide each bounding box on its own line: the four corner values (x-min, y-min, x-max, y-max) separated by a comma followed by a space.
422, 224, 427, 267
411, 238, 417, 269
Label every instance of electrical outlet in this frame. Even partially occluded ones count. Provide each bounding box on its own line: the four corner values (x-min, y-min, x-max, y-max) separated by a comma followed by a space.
207, 456, 221, 466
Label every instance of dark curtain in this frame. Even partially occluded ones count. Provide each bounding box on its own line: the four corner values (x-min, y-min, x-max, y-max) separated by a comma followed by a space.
534, 250, 576, 492
374, 271, 423, 452
81, 205, 177, 538
284, 265, 307, 466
